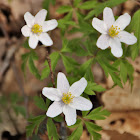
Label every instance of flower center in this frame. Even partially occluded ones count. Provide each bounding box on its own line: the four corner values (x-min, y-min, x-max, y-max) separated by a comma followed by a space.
108, 25, 120, 38
62, 92, 74, 104
31, 24, 43, 34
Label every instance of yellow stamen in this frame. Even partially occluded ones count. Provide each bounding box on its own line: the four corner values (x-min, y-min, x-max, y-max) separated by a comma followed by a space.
109, 25, 120, 38
31, 24, 43, 34
62, 92, 74, 104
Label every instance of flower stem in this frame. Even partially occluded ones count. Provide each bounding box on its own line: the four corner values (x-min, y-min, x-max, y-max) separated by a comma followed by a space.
46, 49, 55, 88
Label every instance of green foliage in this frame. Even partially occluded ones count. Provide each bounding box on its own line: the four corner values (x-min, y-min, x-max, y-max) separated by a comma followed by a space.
21, 48, 41, 79
41, 52, 60, 80
47, 118, 59, 140
85, 82, 106, 95
84, 106, 111, 120
57, 6, 73, 14
34, 96, 47, 111
113, 59, 134, 87
53, 115, 64, 122
96, 53, 122, 87
127, 10, 140, 60
78, 1, 97, 10
85, 0, 127, 19
61, 54, 79, 73
28, 55, 41, 79
68, 123, 83, 140
22, 0, 139, 139
26, 115, 46, 137
85, 121, 102, 140
0, 93, 26, 117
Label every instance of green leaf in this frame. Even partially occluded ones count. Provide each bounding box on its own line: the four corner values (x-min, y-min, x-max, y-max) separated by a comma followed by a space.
23, 39, 30, 49
97, 56, 122, 87
85, 82, 106, 95
127, 10, 140, 60
47, 118, 59, 140
28, 56, 41, 79
68, 123, 83, 140
79, 58, 94, 75
78, 1, 97, 10
34, 96, 47, 111
90, 131, 101, 140
74, 0, 82, 7
85, 106, 111, 120
67, 119, 82, 128
10, 93, 20, 104
53, 115, 64, 122
61, 54, 79, 73
57, 6, 73, 14
85, 121, 102, 132
61, 39, 89, 56
85, 0, 127, 19
26, 115, 46, 137
13, 105, 26, 117
41, 52, 60, 80
120, 61, 127, 84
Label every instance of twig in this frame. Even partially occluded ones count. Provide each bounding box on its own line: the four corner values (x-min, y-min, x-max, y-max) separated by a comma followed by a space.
46, 49, 55, 88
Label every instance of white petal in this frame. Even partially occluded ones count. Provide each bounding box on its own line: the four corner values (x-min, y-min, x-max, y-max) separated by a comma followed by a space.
63, 105, 76, 126
43, 19, 58, 32
69, 96, 92, 111
92, 18, 107, 34
35, 9, 47, 25
57, 72, 70, 94
24, 12, 34, 28
21, 25, 31, 37
113, 13, 131, 30
42, 87, 62, 101
109, 38, 123, 58
69, 78, 87, 97
118, 31, 137, 45
29, 33, 39, 49
47, 101, 64, 117
103, 7, 115, 29
39, 33, 53, 46
96, 34, 110, 50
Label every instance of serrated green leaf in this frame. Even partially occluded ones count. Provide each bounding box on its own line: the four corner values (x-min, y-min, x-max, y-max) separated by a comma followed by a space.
68, 123, 83, 140
27, 115, 46, 137
61, 54, 79, 73
28, 56, 41, 79
47, 118, 59, 140
120, 61, 127, 84
34, 96, 47, 111
85, 82, 105, 95
85, 121, 102, 132
78, 1, 97, 10
57, 6, 73, 14
85, 106, 111, 120
79, 58, 94, 75
85, 0, 127, 19
61, 39, 89, 56
74, 0, 82, 7
90, 131, 101, 140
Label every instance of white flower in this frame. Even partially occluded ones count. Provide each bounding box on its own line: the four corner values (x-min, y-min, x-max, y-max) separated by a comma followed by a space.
92, 7, 137, 57
21, 9, 58, 49
42, 72, 92, 126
